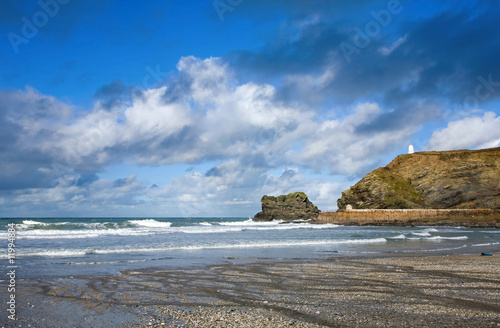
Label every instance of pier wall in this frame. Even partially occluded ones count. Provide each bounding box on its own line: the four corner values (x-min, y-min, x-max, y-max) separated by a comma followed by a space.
317, 209, 500, 227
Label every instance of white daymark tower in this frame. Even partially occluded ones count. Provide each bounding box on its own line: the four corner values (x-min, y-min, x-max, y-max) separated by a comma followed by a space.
408, 144, 414, 154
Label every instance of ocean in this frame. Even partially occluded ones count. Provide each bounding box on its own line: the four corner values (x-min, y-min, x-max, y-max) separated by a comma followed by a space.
1, 217, 499, 278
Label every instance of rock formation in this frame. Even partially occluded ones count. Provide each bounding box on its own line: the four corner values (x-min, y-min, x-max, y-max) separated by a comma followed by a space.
253, 192, 321, 221
337, 147, 500, 211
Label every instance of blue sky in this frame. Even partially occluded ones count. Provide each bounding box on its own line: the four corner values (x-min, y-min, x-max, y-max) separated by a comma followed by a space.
1, 0, 500, 217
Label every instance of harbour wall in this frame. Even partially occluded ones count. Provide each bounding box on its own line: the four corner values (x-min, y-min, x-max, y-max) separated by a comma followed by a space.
316, 209, 500, 227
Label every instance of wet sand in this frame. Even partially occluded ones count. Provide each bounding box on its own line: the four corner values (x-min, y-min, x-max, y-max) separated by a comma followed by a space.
5, 253, 500, 327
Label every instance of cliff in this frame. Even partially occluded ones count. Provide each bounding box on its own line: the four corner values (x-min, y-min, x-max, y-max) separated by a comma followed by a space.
253, 192, 321, 221
337, 147, 500, 211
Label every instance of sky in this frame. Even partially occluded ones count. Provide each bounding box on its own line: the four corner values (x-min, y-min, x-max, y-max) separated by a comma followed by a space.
1, 0, 500, 218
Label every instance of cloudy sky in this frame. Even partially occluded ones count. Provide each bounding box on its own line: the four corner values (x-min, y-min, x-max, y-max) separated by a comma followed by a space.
1, 0, 499, 217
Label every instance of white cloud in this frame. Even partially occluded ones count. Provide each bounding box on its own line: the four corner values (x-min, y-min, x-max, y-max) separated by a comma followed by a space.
123, 87, 192, 142
2, 58, 416, 179
44, 56, 317, 168
0, 56, 429, 216
296, 103, 417, 174
177, 56, 232, 103
144, 158, 348, 216
427, 112, 500, 151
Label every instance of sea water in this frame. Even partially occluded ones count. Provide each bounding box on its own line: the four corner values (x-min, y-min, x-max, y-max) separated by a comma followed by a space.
1, 217, 499, 278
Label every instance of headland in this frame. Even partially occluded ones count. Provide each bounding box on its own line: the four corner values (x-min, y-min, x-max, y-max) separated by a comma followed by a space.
337, 147, 500, 211
253, 147, 500, 227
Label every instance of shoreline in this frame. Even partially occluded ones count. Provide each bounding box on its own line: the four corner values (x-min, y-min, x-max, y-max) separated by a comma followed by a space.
6, 248, 500, 327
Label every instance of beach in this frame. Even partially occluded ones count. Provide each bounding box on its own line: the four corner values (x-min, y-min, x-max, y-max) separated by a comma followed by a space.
7, 251, 500, 328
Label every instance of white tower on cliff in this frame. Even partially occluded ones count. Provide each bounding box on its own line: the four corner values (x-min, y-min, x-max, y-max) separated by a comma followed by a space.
408, 144, 414, 154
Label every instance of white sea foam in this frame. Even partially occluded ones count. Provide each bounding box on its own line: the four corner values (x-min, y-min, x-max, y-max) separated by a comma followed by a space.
218, 219, 338, 230
245, 224, 339, 231
17, 220, 50, 229
388, 234, 406, 240
412, 227, 439, 237
16, 249, 88, 257
218, 219, 282, 226
96, 237, 387, 253
13, 224, 240, 238
406, 235, 469, 241
412, 231, 432, 237
173, 221, 338, 234
17, 227, 167, 239
15, 219, 175, 239
414, 227, 440, 232
176, 226, 244, 234
427, 236, 468, 241
471, 242, 500, 247
68, 259, 148, 265
397, 245, 468, 253
18, 230, 102, 239
18, 220, 120, 230
22, 220, 47, 225
128, 219, 172, 228
83, 222, 121, 229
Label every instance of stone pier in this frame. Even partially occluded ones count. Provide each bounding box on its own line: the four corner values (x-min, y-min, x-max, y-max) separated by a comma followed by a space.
316, 209, 500, 227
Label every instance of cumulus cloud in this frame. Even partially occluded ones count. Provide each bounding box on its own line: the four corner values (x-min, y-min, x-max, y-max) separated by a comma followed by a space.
294, 102, 421, 175
148, 159, 348, 217
0, 87, 73, 190
0, 172, 148, 217
426, 112, 500, 151
45, 57, 314, 169
94, 79, 133, 109
0, 56, 439, 216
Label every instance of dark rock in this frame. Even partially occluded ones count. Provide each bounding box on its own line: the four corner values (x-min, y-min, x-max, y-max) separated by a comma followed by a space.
337, 147, 500, 211
253, 192, 321, 221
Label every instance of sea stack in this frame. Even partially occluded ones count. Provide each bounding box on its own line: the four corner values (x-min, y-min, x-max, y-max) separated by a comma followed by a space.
253, 192, 321, 222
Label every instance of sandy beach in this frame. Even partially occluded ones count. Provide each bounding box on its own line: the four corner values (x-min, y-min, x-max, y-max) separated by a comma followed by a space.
5, 251, 500, 328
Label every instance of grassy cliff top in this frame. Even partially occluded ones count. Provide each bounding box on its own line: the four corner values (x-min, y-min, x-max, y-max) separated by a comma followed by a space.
337, 147, 500, 211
